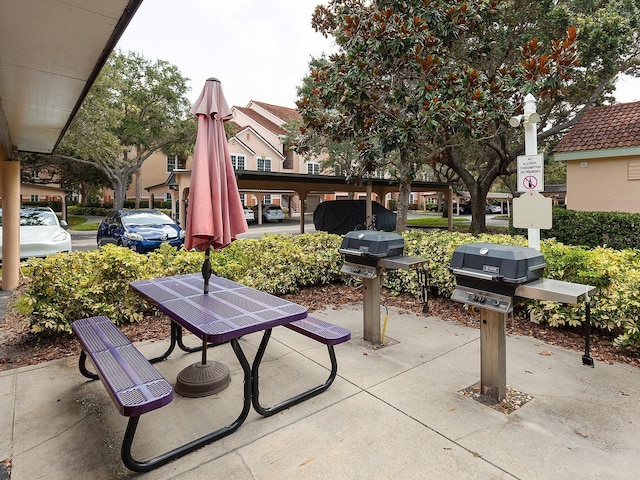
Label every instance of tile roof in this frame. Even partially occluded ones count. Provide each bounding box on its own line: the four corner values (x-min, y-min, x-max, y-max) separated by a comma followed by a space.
252, 101, 302, 123
553, 101, 640, 153
234, 106, 287, 136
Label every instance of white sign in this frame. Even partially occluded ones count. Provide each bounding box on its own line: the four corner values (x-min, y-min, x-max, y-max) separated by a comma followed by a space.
517, 155, 544, 193
513, 191, 552, 229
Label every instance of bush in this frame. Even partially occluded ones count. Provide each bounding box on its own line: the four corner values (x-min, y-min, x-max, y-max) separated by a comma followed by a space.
18, 233, 343, 335
16, 230, 640, 349
510, 206, 640, 249
67, 205, 112, 217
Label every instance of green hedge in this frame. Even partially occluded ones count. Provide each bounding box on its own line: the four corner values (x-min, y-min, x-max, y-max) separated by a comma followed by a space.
510, 206, 640, 249
67, 205, 174, 217
16, 230, 640, 349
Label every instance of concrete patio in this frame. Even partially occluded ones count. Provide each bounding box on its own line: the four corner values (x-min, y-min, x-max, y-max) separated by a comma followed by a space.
1, 304, 638, 479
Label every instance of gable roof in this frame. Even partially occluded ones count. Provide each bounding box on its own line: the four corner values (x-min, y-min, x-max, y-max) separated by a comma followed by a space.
234, 106, 287, 136
553, 101, 640, 155
231, 125, 285, 160
251, 101, 302, 123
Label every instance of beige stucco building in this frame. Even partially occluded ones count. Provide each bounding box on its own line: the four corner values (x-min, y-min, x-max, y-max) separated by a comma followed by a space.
553, 101, 640, 213
136, 100, 453, 224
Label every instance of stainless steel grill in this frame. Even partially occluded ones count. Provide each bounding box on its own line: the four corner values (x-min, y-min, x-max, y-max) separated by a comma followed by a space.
449, 242, 598, 373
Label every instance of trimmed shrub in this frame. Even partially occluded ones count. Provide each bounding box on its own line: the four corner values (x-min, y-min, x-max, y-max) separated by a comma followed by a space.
15, 230, 640, 349
510, 206, 640, 249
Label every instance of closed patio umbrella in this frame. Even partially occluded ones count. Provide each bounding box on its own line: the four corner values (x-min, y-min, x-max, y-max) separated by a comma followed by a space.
186, 77, 248, 294
179, 78, 248, 398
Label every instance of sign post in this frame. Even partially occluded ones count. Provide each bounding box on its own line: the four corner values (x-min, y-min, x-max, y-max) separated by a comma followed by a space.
510, 94, 550, 251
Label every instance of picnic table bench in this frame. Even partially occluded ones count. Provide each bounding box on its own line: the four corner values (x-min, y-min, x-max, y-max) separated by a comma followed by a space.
72, 316, 176, 471
73, 276, 351, 473
253, 316, 351, 416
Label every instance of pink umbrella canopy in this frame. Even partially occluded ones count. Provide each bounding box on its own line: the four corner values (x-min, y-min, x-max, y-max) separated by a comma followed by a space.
186, 78, 247, 251
186, 78, 248, 293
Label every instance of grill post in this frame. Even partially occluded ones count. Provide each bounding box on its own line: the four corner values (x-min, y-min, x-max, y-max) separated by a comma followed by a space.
362, 276, 381, 344
480, 308, 507, 402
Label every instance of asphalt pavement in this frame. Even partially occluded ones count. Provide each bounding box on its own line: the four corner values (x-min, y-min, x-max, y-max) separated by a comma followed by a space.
71, 212, 509, 250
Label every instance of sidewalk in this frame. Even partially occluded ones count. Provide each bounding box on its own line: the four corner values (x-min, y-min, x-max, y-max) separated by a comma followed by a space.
1, 304, 638, 479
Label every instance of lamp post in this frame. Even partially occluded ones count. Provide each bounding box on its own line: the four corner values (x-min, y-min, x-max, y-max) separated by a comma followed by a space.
510, 93, 542, 250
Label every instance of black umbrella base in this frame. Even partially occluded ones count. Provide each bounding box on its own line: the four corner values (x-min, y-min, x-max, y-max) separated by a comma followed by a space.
175, 361, 231, 398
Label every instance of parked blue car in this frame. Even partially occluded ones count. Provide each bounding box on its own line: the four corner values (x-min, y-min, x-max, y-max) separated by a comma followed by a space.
97, 209, 185, 253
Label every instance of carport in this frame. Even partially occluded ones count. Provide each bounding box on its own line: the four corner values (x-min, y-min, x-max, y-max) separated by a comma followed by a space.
159, 170, 455, 233
0, 0, 143, 290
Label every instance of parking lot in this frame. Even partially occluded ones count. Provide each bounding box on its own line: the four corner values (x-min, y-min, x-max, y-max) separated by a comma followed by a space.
70, 212, 508, 251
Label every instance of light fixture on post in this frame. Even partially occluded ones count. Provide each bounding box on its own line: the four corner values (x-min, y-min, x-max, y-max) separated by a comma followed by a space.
509, 111, 541, 128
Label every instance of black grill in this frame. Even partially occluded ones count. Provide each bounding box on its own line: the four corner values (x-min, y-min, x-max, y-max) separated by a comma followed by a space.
339, 230, 404, 269
449, 243, 546, 312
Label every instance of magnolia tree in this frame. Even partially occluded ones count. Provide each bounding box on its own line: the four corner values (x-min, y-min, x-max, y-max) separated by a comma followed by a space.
296, 0, 636, 232
440, 0, 640, 231
57, 50, 195, 209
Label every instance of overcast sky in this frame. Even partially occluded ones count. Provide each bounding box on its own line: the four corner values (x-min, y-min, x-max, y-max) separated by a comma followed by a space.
116, 0, 639, 109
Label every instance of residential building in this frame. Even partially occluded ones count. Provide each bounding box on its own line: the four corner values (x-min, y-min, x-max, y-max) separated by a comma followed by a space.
553, 101, 640, 213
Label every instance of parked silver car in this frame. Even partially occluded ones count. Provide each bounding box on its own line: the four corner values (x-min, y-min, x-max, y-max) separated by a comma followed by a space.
244, 206, 255, 224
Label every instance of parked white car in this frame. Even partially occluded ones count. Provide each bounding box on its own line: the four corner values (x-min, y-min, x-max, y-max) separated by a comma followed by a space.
252, 204, 284, 223
243, 206, 255, 224
0, 207, 72, 262
486, 204, 502, 214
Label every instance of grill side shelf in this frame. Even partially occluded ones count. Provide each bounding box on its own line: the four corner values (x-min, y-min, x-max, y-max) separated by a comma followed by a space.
515, 278, 596, 304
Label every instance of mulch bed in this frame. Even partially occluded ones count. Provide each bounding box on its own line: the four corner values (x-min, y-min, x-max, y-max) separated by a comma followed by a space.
1, 283, 639, 372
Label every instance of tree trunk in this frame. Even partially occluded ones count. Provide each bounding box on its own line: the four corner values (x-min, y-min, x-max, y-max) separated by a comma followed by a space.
394, 153, 413, 232
135, 170, 141, 208
113, 180, 127, 210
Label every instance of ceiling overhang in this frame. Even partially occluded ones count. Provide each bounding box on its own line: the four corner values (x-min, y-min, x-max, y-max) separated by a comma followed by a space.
0, 0, 143, 155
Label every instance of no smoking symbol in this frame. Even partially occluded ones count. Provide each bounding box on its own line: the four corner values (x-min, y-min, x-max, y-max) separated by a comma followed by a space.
523, 176, 538, 190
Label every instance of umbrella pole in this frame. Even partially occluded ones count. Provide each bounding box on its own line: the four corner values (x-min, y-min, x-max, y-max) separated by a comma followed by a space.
202, 247, 212, 294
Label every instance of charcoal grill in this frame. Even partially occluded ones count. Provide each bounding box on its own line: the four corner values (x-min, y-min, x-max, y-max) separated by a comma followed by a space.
449, 242, 596, 401
339, 231, 427, 344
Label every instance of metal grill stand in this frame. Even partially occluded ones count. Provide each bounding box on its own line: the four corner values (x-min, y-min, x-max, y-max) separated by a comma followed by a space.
339, 231, 427, 346
480, 309, 507, 401
341, 261, 427, 345
450, 243, 596, 402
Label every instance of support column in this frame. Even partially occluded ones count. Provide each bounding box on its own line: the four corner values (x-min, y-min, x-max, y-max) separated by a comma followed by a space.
480, 308, 507, 401
298, 193, 307, 234
2, 159, 21, 290
362, 275, 381, 344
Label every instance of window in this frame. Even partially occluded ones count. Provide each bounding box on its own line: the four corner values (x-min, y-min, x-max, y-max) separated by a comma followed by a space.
239, 193, 246, 205
166, 155, 177, 173
257, 158, 271, 172
164, 193, 172, 202
307, 162, 321, 175
263, 194, 272, 204
30, 194, 39, 202
283, 146, 294, 169
628, 160, 640, 180
231, 154, 246, 170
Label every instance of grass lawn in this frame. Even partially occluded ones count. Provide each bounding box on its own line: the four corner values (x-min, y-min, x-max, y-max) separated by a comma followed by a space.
407, 216, 470, 227
67, 216, 100, 231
